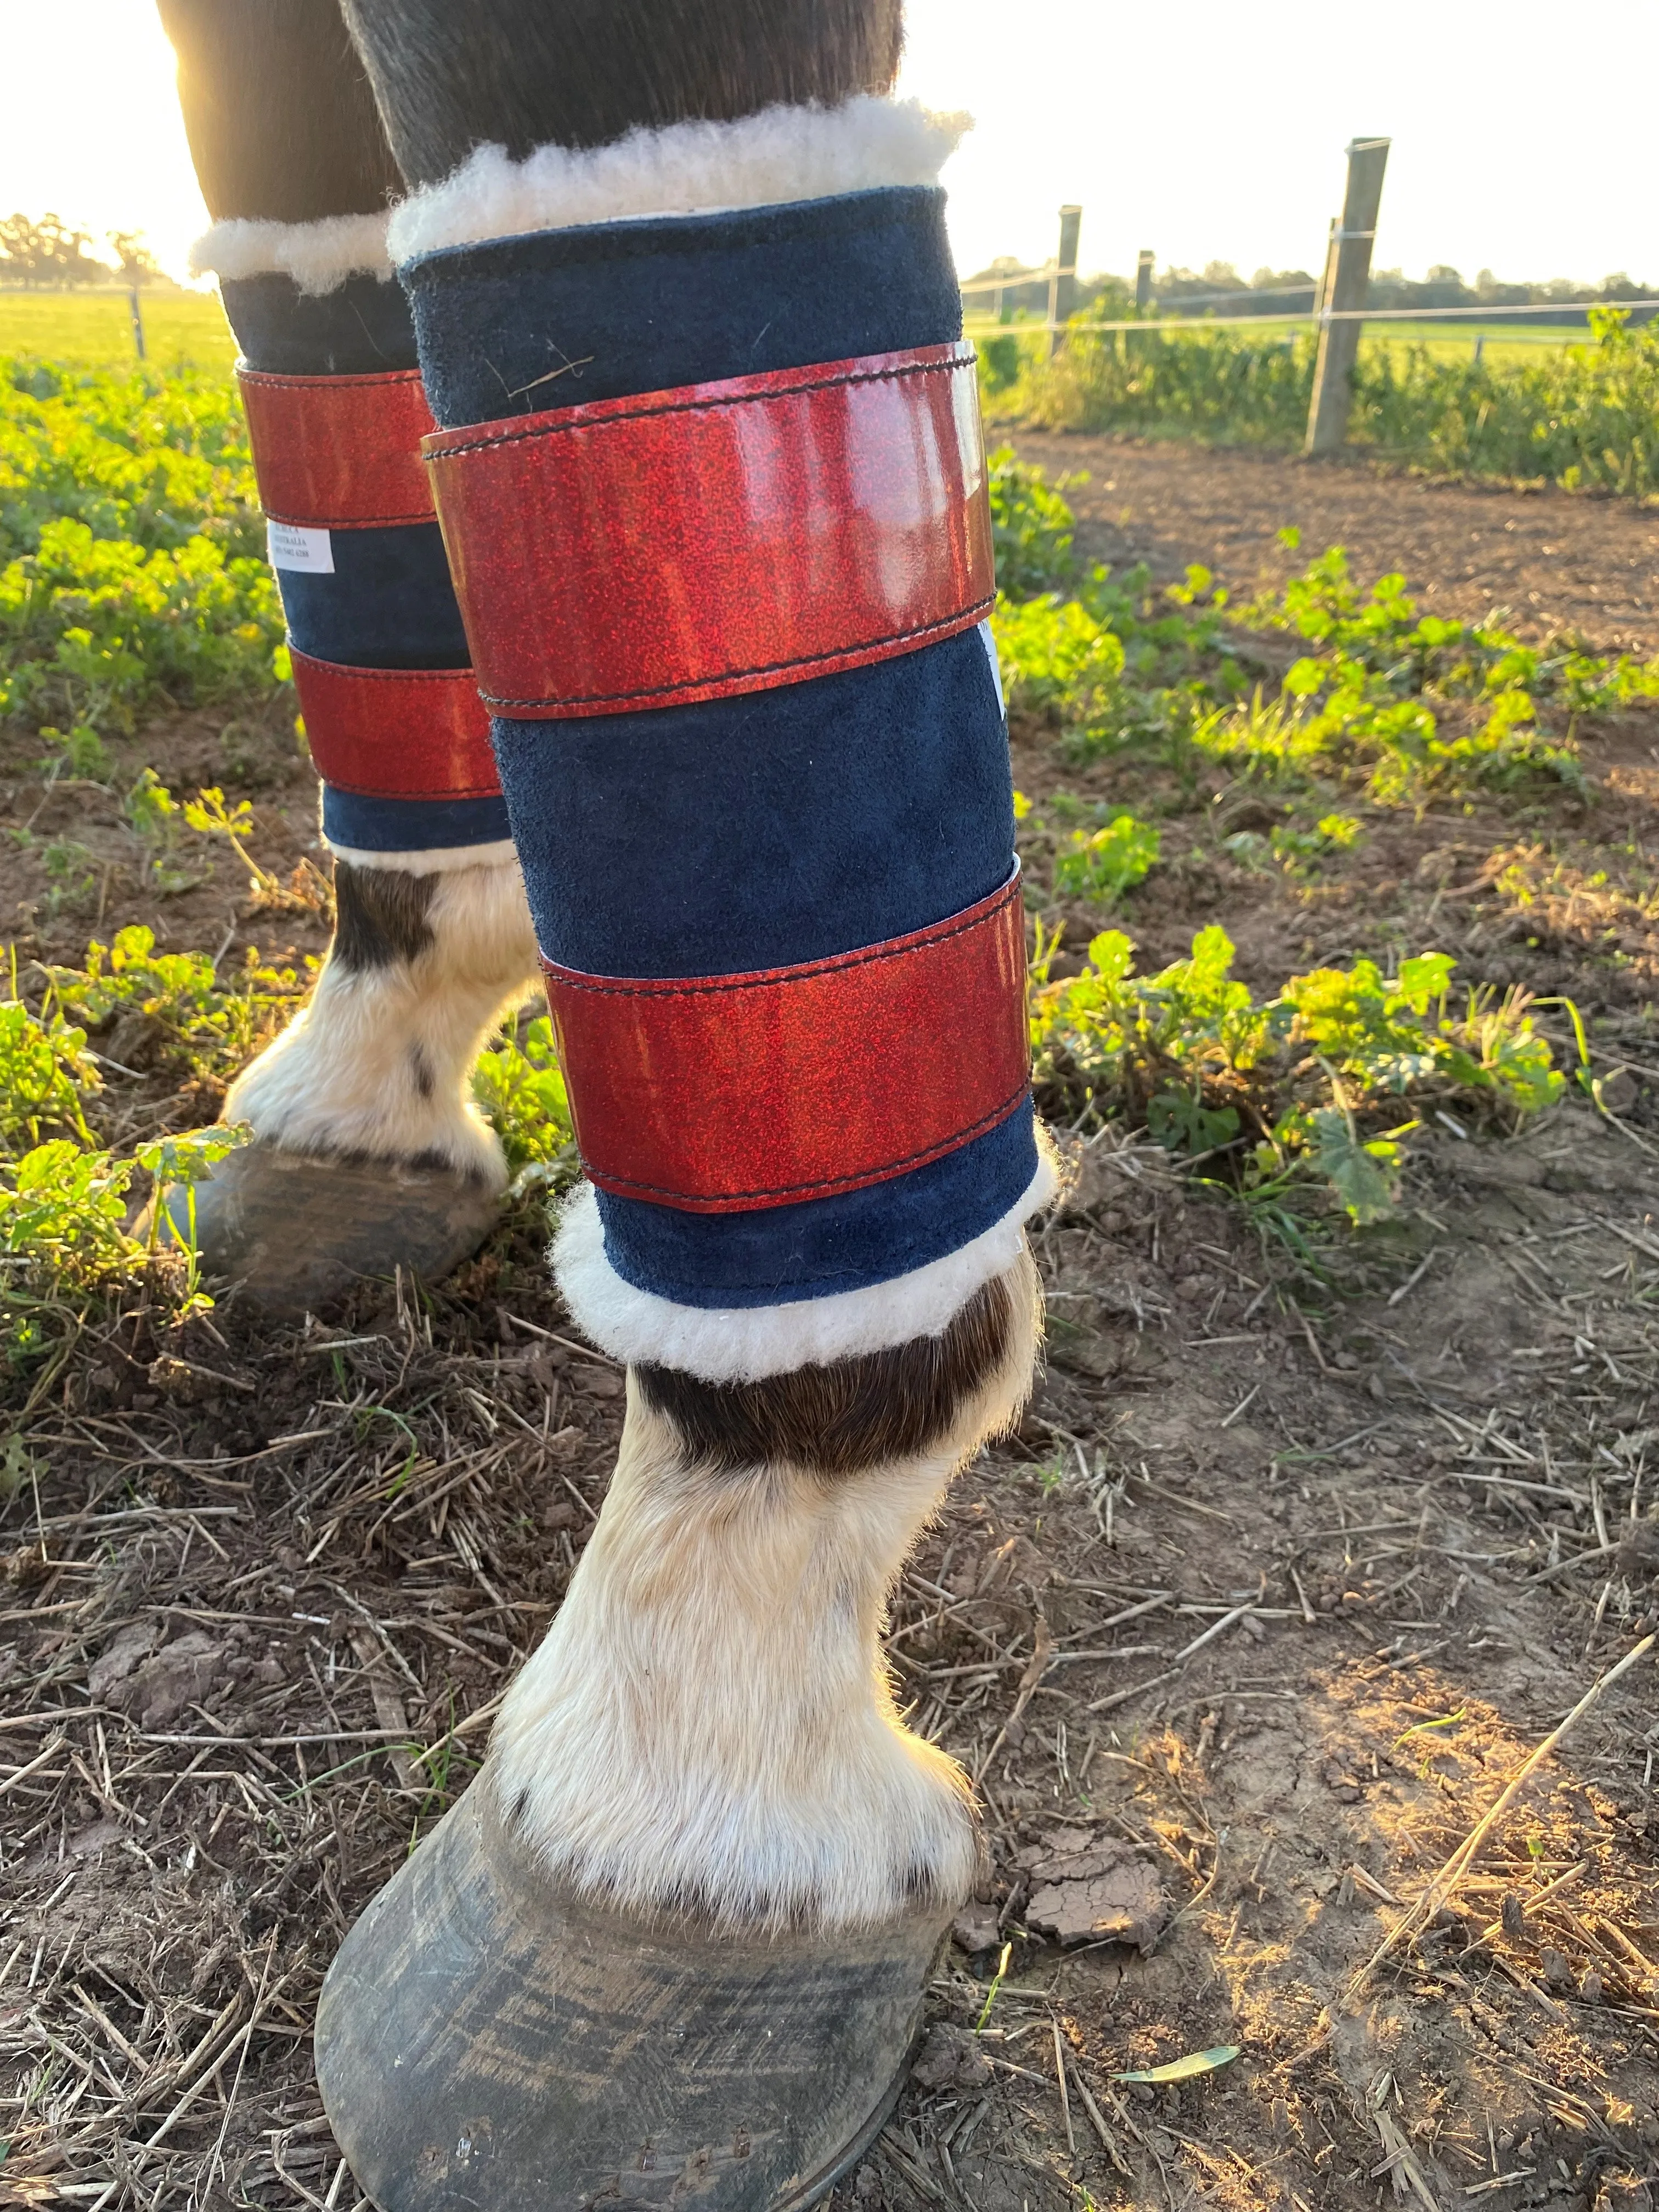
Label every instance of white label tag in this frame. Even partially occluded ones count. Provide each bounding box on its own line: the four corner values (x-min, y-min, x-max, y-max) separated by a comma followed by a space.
268, 520, 335, 574
978, 617, 1006, 717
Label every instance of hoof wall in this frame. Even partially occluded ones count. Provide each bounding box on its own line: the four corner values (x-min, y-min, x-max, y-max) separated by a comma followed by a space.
148, 1142, 499, 1315
316, 1777, 944, 2211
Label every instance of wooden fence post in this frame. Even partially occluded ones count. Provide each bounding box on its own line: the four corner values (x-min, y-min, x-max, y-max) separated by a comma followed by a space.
1304, 137, 1389, 456
128, 285, 146, 362
1048, 204, 1082, 352
1135, 250, 1154, 312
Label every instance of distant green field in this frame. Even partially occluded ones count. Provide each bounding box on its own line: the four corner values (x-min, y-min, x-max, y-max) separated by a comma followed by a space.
0, 287, 235, 369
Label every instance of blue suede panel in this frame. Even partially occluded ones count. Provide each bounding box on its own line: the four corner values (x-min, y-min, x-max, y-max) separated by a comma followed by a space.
221, 273, 417, 375
278, 522, 470, 670
492, 625, 1009, 978
405, 181, 1031, 1307
402, 187, 960, 427
321, 786, 512, 853
596, 1104, 1037, 1308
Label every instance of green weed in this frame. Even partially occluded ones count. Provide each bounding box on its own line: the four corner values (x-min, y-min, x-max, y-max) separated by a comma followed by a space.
988, 444, 1081, 596
40, 924, 308, 1083
998, 308, 1659, 499
0, 1138, 135, 1289
0, 992, 98, 1146
1052, 810, 1162, 905
1009, 324, 1317, 448
36, 720, 109, 781
472, 1012, 580, 1188
989, 462, 1657, 807
1031, 928, 1562, 1226
182, 785, 287, 902
1, 359, 283, 741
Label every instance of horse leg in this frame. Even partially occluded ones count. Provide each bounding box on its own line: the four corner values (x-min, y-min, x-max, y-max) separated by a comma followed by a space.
312, 4, 1056, 2200
153, 0, 541, 1312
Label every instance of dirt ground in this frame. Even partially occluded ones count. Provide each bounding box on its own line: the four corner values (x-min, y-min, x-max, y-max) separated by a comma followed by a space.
1011, 431, 1659, 656
2, 443, 1657, 2212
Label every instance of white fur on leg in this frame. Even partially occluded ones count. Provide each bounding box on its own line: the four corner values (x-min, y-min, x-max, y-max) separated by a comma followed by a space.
228, 857, 539, 1182
492, 1250, 1040, 1932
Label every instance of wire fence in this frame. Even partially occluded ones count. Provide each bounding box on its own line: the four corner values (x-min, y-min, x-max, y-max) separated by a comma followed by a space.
0, 282, 152, 358
961, 292, 1659, 339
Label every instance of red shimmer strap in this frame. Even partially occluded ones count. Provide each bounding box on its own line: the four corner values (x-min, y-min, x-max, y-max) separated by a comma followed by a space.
541, 872, 1028, 1214
290, 650, 499, 799
424, 342, 995, 719
238, 365, 437, 529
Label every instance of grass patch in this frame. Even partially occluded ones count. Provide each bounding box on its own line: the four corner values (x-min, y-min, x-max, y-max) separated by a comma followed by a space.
986, 448, 1659, 812
986, 453, 1635, 1238
992, 308, 1659, 497
1, 357, 283, 741
1032, 928, 1565, 1238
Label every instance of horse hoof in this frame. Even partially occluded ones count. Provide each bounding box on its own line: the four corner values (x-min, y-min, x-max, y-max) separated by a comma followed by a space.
315, 1772, 945, 2211
146, 1142, 499, 1315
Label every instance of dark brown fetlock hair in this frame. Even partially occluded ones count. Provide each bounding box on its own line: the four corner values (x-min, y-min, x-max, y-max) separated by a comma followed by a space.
635, 1273, 1028, 1480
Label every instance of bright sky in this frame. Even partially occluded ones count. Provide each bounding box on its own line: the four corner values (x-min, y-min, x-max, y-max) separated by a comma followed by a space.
1, 0, 1653, 294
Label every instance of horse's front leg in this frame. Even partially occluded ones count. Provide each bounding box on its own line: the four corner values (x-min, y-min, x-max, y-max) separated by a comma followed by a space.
154, 1, 542, 1311
314, 0, 1055, 2200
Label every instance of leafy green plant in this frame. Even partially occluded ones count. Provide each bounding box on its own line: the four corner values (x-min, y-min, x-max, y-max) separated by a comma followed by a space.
1350, 308, 1659, 496
182, 783, 288, 902
1031, 927, 1563, 1226
472, 1012, 579, 1185
0, 994, 98, 1146
0, 1139, 135, 1284
994, 308, 1659, 499
124, 766, 196, 893
975, 333, 1025, 396
41, 924, 307, 1082
1, 359, 283, 742
985, 464, 1657, 806
990, 527, 1243, 770
138, 1124, 251, 1299
987, 445, 1080, 596
5, 827, 101, 917
36, 721, 109, 781
1003, 324, 1318, 447
1053, 810, 1161, 904
1223, 812, 1362, 876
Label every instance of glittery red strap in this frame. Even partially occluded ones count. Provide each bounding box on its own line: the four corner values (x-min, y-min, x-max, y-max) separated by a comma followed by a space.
238, 365, 438, 528
424, 342, 995, 720
290, 649, 499, 799
541, 872, 1028, 1212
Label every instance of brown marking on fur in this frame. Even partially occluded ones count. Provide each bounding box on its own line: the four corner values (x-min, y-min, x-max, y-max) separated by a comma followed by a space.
635, 1275, 1016, 1480
340, 0, 904, 187
332, 863, 437, 972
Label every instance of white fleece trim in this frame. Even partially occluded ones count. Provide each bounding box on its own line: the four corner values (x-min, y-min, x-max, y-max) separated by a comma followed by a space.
189, 211, 394, 295
387, 95, 969, 265
552, 1135, 1058, 1383
324, 837, 520, 877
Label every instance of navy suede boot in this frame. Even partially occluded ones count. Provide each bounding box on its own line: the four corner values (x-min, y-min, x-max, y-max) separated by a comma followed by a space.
312, 92, 1052, 2211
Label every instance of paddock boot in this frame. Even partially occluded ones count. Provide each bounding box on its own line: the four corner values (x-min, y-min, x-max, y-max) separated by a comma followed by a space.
163, 209, 540, 1308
